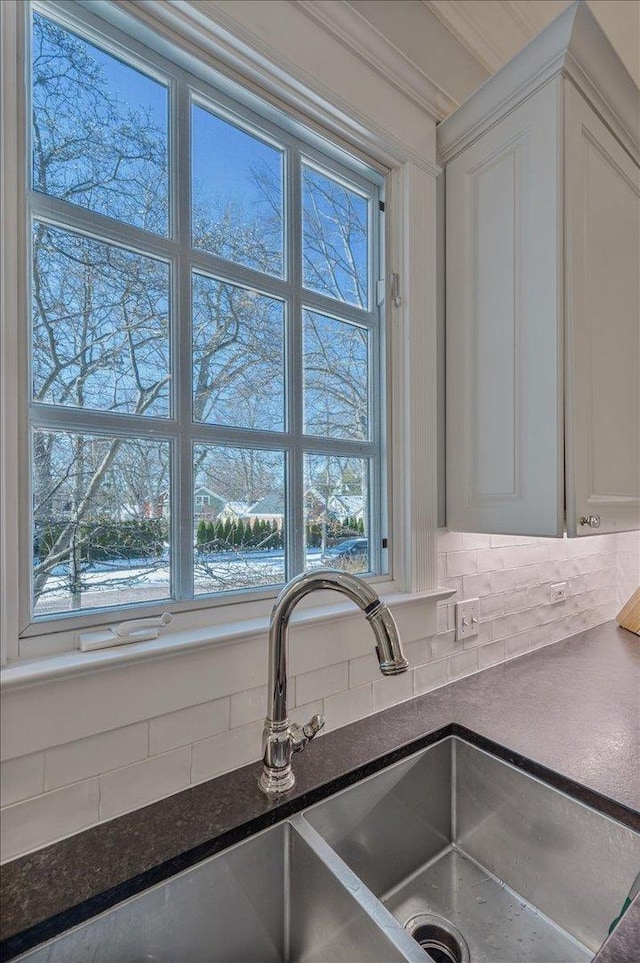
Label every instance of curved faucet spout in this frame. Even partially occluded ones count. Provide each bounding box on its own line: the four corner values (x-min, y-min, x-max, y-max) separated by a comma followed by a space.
259, 569, 408, 797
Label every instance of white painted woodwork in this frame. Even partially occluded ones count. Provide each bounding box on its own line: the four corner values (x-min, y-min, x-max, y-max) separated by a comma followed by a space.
441, 2, 640, 538
564, 82, 640, 536
446, 79, 563, 536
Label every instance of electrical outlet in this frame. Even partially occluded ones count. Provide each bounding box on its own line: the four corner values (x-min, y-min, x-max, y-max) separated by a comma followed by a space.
550, 581, 568, 603
456, 599, 479, 641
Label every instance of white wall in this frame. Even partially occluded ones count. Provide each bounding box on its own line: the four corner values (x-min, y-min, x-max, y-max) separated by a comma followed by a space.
1, 530, 627, 862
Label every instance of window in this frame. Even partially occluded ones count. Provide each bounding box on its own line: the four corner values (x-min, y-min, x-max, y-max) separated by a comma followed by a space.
26, 4, 386, 629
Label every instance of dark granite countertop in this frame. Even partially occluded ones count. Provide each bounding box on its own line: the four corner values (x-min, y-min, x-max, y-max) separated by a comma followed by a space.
1, 620, 639, 960
593, 893, 640, 963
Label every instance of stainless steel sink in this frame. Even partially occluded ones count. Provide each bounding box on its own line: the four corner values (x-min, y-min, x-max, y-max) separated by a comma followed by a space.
15, 821, 412, 963
304, 737, 640, 962
14, 736, 640, 963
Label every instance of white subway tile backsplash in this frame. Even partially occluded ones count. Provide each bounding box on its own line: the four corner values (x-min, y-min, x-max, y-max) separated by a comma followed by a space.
323, 684, 372, 732
372, 670, 415, 712
446, 551, 477, 578
348, 652, 380, 689
230, 685, 267, 729
478, 639, 506, 668
45, 723, 148, 790
1, 779, 99, 862
430, 630, 458, 660
449, 648, 479, 681
0, 753, 45, 808
149, 699, 229, 755
414, 658, 449, 694
1, 528, 627, 863
404, 637, 432, 668
437, 603, 450, 634
288, 618, 370, 677
492, 614, 520, 641
479, 594, 504, 619
462, 533, 492, 550
490, 534, 518, 548
394, 601, 438, 643
462, 572, 492, 597
99, 748, 191, 820
505, 631, 531, 659
476, 548, 506, 572
191, 721, 263, 784
437, 531, 464, 553
295, 662, 348, 707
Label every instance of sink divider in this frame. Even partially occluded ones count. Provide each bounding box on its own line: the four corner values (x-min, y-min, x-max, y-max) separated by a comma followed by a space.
288, 815, 426, 963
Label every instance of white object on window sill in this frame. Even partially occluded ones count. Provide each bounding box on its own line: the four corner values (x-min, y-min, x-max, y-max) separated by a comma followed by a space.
77, 613, 173, 652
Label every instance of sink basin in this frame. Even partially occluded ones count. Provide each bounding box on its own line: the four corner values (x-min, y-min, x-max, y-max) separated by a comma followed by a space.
14, 821, 409, 963
304, 737, 640, 962
13, 736, 640, 963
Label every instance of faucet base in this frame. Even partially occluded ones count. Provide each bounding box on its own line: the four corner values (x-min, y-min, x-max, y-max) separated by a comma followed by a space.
258, 765, 295, 797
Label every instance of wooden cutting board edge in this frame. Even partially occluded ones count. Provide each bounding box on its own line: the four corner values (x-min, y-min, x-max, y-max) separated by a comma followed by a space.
616, 586, 640, 636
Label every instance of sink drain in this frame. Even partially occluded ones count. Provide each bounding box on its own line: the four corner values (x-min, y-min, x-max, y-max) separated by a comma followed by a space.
404, 915, 470, 963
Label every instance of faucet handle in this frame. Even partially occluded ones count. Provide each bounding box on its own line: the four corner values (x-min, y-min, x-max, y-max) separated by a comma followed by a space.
291, 713, 325, 753
303, 713, 325, 739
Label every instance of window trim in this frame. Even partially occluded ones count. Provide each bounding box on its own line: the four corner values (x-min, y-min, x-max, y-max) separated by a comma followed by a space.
20, 0, 387, 640
1, 0, 441, 666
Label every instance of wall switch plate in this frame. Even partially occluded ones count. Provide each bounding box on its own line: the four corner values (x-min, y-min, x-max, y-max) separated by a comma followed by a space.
550, 581, 568, 603
456, 599, 479, 641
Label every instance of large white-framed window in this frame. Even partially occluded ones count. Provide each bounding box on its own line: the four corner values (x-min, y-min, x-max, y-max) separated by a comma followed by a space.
2, 0, 442, 670
15, 0, 389, 646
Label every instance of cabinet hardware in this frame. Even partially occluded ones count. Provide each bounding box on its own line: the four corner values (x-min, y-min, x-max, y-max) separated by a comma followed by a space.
579, 515, 601, 529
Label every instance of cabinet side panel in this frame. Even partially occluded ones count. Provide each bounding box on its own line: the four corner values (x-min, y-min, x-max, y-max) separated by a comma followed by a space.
565, 81, 640, 536
446, 79, 563, 535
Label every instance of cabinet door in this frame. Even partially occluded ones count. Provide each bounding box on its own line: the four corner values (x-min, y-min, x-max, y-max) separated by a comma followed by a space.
564, 82, 640, 536
446, 80, 564, 536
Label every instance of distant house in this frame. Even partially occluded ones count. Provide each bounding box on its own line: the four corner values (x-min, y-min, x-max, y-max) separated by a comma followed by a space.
245, 493, 284, 527
218, 500, 252, 522
328, 493, 365, 521
193, 487, 226, 520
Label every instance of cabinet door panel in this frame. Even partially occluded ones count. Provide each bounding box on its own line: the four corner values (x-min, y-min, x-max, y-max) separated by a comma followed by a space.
565, 82, 640, 536
446, 80, 563, 535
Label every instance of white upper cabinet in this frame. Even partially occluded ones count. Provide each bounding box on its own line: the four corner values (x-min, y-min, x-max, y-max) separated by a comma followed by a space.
439, 1, 640, 538
564, 84, 640, 536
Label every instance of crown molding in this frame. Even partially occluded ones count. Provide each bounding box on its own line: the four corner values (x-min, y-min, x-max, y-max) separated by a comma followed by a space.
425, 0, 532, 74
437, 1, 639, 164
105, 0, 441, 176
295, 0, 458, 122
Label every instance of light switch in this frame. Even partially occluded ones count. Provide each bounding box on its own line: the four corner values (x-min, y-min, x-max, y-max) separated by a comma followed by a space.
456, 598, 479, 641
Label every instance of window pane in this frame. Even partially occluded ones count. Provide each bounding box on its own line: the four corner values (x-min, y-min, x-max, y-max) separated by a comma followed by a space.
32, 13, 169, 235
303, 310, 369, 440
32, 432, 171, 617
192, 104, 284, 277
194, 446, 285, 594
192, 274, 285, 430
302, 165, 369, 308
32, 222, 170, 417
304, 455, 369, 573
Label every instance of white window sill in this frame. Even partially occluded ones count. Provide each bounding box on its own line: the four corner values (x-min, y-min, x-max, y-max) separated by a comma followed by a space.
1, 587, 455, 691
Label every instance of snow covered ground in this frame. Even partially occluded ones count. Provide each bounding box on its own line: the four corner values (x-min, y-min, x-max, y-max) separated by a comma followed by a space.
34, 550, 325, 616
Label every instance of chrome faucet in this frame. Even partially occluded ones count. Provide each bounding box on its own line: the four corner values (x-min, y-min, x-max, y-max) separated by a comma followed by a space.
259, 569, 409, 797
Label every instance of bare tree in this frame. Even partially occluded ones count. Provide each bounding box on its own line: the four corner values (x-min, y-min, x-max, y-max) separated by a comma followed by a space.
31, 11, 371, 610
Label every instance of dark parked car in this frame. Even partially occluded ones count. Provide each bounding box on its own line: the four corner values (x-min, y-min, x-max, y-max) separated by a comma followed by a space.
321, 538, 368, 566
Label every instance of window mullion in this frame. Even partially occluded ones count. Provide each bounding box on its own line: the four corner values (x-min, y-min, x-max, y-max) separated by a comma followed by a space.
287, 146, 304, 578
369, 186, 383, 577
173, 77, 193, 603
